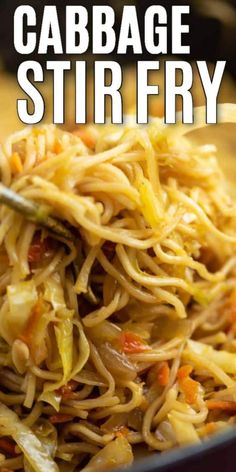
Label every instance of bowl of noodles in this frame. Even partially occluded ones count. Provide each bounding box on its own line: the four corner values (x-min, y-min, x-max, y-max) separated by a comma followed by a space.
0, 105, 236, 472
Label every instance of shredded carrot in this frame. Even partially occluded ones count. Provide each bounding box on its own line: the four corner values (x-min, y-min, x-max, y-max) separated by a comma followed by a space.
157, 362, 170, 387
180, 377, 199, 404
18, 299, 47, 365
53, 139, 63, 154
177, 365, 193, 380
10, 152, 23, 174
0, 438, 18, 457
115, 427, 129, 438
56, 380, 78, 399
73, 128, 97, 149
49, 414, 73, 424
118, 331, 150, 354
177, 365, 198, 404
206, 400, 236, 411
18, 278, 58, 364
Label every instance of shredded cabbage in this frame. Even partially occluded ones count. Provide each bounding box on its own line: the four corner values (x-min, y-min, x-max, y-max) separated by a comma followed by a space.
44, 274, 66, 310
0, 402, 58, 472
40, 320, 89, 405
168, 411, 200, 445
80, 436, 133, 472
6, 280, 37, 342
187, 340, 236, 375
55, 309, 74, 383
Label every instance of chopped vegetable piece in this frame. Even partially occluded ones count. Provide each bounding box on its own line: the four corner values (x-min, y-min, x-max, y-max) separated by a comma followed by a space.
187, 340, 236, 375
80, 436, 133, 472
180, 377, 199, 405
177, 365, 193, 380
54, 309, 74, 385
157, 362, 170, 386
19, 299, 43, 346
118, 331, 150, 354
12, 339, 30, 374
0, 403, 59, 472
153, 317, 192, 342
32, 419, 57, 458
98, 343, 137, 381
40, 321, 89, 405
6, 281, 38, 343
115, 427, 129, 438
168, 412, 200, 445
56, 380, 78, 399
49, 415, 73, 425
39, 392, 61, 413
44, 274, 66, 311
18, 299, 49, 365
177, 365, 199, 404
87, 321, 121, 345
206, 400, 236, 411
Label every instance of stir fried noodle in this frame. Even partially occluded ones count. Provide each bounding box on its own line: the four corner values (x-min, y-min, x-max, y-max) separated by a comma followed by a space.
0, 110, 236, 471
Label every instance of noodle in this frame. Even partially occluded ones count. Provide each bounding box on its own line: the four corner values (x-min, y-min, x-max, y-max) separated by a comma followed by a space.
0, 112, 236, 470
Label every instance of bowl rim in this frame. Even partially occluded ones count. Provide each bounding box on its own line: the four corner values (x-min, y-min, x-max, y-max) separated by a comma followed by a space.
123, 425, 236, 472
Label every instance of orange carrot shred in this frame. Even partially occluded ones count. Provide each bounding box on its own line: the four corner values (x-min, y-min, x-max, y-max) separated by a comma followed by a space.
18, 295, 49, 365
56, 380, 78, 399
206, 400, 236, 411
177, 365, 198, 404
49, 414, 73, 424
157, 362, 170, 387
115, 427, 129, 438
118, 331, 150, 354
180, 377, 198, 404
177, 365, 193, 380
